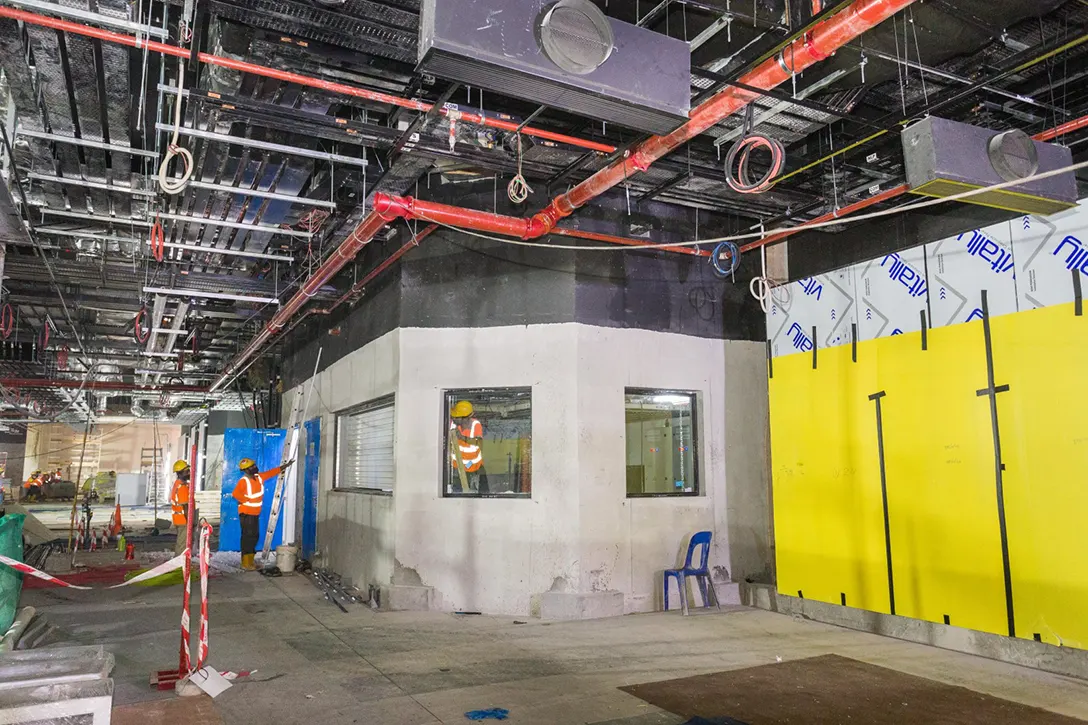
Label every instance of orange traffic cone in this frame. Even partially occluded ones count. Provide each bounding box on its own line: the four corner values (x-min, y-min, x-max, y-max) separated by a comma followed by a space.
111, 500, 123, 536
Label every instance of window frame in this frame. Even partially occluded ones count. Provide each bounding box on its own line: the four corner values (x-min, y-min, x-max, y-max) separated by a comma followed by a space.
333, 394, 396, 495
441, 386, 533, 500
623, 387, 701, 499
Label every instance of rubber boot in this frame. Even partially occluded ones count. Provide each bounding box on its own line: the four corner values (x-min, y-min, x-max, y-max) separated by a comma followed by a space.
241, 554, 256, 571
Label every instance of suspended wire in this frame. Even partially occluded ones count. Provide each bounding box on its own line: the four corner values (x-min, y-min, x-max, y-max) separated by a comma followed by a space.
157, 67, 194, 195
406, 158, 1088, 253
908, 7, 929, 109
507, 134, 533, 204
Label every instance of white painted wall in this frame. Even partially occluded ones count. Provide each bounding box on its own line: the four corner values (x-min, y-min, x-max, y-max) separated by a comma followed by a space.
293, 323, 771, 617
289, 330, 400, 589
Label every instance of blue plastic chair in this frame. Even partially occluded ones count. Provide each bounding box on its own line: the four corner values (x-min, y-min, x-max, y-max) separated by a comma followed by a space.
663, 531, 721, 615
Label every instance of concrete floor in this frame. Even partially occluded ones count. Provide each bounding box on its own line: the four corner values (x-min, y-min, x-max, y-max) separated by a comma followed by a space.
19, 573, 1088, 724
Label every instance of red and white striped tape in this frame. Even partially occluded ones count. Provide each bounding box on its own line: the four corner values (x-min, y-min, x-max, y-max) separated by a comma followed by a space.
0, 550, 189, 589
195, 522, 212, 670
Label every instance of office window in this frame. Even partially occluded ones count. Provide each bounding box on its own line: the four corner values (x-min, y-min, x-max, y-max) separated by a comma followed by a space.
335, 396, 395, 493
444, 388, 531, 497
625, 389, 698, 497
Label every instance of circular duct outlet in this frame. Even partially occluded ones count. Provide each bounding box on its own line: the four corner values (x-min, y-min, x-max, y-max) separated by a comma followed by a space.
988, 129, 1039, 182
539, 0, 615, 75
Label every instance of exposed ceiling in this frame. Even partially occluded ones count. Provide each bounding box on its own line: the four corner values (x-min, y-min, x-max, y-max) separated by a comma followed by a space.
0, 0, 1085, 427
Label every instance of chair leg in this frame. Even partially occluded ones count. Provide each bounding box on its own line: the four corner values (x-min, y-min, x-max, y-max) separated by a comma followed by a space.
697, 575, 709, 608
680, 575, 690, 616
663, 574, 670, 612
705, 575, 722, 610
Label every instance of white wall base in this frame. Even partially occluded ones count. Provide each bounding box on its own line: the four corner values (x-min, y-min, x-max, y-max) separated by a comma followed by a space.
540, 590, 625, 620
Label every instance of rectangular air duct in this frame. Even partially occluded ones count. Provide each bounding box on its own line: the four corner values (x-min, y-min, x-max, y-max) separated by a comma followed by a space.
902, 116, 1077, 216
418, 0, 690, 135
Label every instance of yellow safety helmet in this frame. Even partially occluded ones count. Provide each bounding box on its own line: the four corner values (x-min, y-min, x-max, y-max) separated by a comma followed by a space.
239, 458, 256, 471
451, 400, 474, 418
172, 459, 190, 473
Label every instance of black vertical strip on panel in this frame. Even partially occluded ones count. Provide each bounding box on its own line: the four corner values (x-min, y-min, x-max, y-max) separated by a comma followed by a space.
1073, 269, 1083, 316
851, 323, 857, 363
868, 390, 895, 616
841, 593, 847, 606
812, 326, 818, 369
975, 290, 1016, 638
766, 339, 773, 379
920, 310, 928, 350
944, 614, 951, 626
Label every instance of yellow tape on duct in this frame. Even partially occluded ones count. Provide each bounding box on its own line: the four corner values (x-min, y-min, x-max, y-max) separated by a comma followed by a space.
878, 322, 1008, 634
771, 342, 888, 611
991, 303, 1088, 647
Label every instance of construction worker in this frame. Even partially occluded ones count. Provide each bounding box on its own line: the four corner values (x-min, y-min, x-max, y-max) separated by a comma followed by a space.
233, 457, 293, 571
170, 460, 197, 555
449, 401, 488, 494
22, 470, 43, 501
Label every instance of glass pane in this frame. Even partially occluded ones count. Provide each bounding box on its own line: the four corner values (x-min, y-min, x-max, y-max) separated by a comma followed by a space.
624, 390, 697, 496
444, 388, 532, 497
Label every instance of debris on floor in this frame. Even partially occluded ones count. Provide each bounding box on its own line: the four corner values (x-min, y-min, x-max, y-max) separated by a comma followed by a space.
465, 707, 510, 720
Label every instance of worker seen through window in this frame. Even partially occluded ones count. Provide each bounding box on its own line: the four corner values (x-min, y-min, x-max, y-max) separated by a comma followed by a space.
449, 400, 488, 494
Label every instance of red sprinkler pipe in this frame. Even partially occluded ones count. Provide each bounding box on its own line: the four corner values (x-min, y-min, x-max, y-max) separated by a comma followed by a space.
1033, 113, 1088, 142
524, 0, 920, 235
210, 211, 391, 391
0, 6, 615, 155
280, 224, 439, 339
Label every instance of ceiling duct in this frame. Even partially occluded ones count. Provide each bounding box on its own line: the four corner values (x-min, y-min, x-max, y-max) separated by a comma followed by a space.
418, 0, 690, 134
901, 116, 1077, 216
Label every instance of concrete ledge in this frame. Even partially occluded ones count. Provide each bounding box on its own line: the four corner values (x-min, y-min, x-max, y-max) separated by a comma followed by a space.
714, 580, 741, 606
741, 582, 1088, 680
541, 590, 624, 620
380, 585, 435, 611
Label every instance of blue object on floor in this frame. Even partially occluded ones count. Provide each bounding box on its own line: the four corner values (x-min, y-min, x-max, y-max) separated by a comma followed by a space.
664, 530, 722, 615
465, 708, 509, 720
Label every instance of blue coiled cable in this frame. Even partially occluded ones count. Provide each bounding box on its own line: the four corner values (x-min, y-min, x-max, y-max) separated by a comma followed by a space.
711, 240, 741, 278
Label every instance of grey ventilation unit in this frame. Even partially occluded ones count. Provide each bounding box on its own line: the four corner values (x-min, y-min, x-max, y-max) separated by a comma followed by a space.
418, 0, 690, 135
901, 116, 1077, 216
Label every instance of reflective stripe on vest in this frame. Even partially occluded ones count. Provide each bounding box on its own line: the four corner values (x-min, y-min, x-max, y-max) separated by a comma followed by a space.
238, 474, 263, 516
449, 419, 484, 473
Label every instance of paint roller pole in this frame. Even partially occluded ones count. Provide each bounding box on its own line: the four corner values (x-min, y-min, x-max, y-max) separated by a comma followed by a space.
67, 421, 91, 566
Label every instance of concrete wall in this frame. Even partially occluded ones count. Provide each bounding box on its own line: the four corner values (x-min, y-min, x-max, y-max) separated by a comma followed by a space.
291, 323, 771, 617
296, 330, 400, 590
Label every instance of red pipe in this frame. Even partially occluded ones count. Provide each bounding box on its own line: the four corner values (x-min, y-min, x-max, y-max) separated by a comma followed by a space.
0, 6, 615, 155
210, 211, 390, 391
524, 0, 921, 235
1033, 113, 1088, 142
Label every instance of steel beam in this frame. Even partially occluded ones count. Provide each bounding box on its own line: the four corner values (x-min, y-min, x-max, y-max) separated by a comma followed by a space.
27, 172, 157, 197
153, 117, 370, 168
185, 180, 337, 209
17, 128, 160, 158
143, 286, 281, 305
152, 240, 295, 262
156, 211, 313, 238
0, 0, 168, 37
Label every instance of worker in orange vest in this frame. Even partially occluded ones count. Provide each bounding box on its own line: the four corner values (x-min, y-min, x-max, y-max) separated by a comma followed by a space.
22, 470, 43, 501
449, 401, 488, 494
233, 457, 293, 571
170, 460, 198, 554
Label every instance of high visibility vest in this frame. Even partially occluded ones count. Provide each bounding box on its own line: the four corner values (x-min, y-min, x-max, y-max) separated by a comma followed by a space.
449, 419, 484, 473
232, 467, 280, 516
234, 474, 264, 516
170, 478, 189, 526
